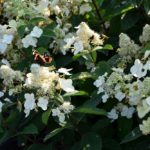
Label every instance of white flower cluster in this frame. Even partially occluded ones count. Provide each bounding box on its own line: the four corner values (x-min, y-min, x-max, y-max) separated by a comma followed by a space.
52, 101, 75, 125
25, 64, 59, 93
0, 62, 75, 125
35, 0, 51, 17
22, 26, 43, 48
2, 0, 93, 56
63, 22, 103, 55
140, 117, 150, 135
3, 0, 37, 19
25, 64, 75, 94
94, 49, 150, 134
139, 24, 150, 44
94, 24, 150, 134
0, 65, 23, 86
118, 24, 150, 64
94, 69, 130, 103
50, 0, 92, 17
107, 103, 135, 120
0, 25, 14, 54
118, 33, 140, 59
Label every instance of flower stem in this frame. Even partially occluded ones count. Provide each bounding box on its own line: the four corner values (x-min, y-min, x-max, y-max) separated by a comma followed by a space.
91, 0, 107, 32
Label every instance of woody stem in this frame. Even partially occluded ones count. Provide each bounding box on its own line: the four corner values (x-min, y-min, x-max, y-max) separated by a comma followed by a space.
91, 0, 107, 32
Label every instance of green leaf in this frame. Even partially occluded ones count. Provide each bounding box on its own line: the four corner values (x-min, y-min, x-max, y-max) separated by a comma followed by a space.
30, 17, 47, 24
19, 124, 38, 135
92, 46, 103, 52
92, 119, 110, 132
42, 108, 51, 125
107, 54, 120, 67
70, 15, 82, 27
104, 4, 134, 20
141, 42, 150, 52
5, 110, 19, 125
0, 131, 14, 145
103, 138, 121, 150
118, 117, 133, 139
103, 44, 113, 50
109, 15, 121, 35
71, 142, 81, 150
144, 0, 150, 13
80, 132, 102, 150
94, 61, 111, 77
38, 35, 51, 47
91, 51, 97, 62
74, 106, 106, 115
96, 0, 104, 7
121, 127, 142, 144
36, 47, 46, 54
42, 28, 55, 38
63, 91, 89, 97
44, 127, 65, 142
27, 144, 52, 150
72, 72, 94, 80
133, 138, 150, 150
93, 44, 113, 52
56, 55, 73, 67
17, 25, 26, 38
121, 10, 141, 31
72, 53, 83, 60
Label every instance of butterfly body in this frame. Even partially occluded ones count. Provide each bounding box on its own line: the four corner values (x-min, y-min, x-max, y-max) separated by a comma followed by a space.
32, 48, 52, 65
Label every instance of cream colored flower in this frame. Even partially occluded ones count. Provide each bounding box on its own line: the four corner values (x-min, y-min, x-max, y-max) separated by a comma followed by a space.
59, 101, 74, 114
137, 100, 150, 118
76, 22, 103, 46
140, 117, 150, 135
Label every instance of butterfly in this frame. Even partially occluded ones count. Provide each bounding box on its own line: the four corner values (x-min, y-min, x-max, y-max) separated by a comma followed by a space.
32, 48, 53, 65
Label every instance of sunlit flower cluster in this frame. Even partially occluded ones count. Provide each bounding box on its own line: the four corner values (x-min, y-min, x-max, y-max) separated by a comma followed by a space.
94, 24, 150, 135
63, 22, 104, 55
2, 0, 150, 137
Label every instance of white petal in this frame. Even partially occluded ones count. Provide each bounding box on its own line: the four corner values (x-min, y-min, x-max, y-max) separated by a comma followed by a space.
0, 102, 3, 112
2, 34, 13, 44
57, 68, 72, 75
0, 42, 7, 54
59, 78, 75, 92
130, 59, 147, 78
0, 91, 4, 98
30, 26, 43, 38
74, 41, 84, 54
37, 97, 48, 111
